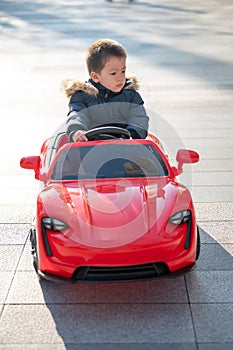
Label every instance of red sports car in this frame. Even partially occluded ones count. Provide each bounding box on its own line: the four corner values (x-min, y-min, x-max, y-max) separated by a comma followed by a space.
20, 126, 200, 283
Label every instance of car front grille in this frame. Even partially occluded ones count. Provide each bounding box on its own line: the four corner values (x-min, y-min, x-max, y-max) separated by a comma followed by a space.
72, 262, 170, 282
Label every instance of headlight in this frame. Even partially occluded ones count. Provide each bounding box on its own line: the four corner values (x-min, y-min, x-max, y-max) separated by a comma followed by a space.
42, 217, 68, 231
168, 210, 191, 225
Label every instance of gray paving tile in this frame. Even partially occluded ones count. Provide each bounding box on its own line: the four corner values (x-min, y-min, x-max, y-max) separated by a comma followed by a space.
0, 188, 37, 205
195, 203, 233, 221
149, 90, 227, 106
0, 272, 14, 303
0, 205, 34, 223
154, 98, 232, 109
198, 344, 233, 350
179, 129, 233, 141
191, 172, 233, 186
66, 344, 197, 350
195, 243, 233, 271
183, 137, 233, 149
0, 346, 66, 350
0, 304, 62, 344
178, 128, 233, 139
0, 304, 195, 344
6, 272, 45, 304
17, 243, 34, 271
6, 271, 188, 304
0, 245, 23, 271
186, 271, 233, 303
0, 0, 233, 348
191, 186, 233, 203
188, 159, 233, 172
0, 224, 30, 244
191, 304, 233, 343
193, 148, 233, 159
0, 344, 198, 350
198, 222, 233, 243
158, 107, 233, 123
0, 175, 36, 189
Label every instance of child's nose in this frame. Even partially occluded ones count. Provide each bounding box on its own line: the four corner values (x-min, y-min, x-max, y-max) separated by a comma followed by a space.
117, 72, 124, 80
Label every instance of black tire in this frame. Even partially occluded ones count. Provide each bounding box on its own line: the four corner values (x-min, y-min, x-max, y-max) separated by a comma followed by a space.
30, 228, 39, 273
196, 226, 201, 261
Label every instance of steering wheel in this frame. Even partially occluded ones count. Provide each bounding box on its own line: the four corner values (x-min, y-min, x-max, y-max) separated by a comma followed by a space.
85, 126, 131, 141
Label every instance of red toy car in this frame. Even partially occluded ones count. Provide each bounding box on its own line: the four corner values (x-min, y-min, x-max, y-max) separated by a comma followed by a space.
20, 126, 200, 283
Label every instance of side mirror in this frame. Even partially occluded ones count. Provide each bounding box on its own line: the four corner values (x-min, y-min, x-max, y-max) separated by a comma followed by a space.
176, 149, 199, 164
20, 156, 41, 180
172, 149, 199, 176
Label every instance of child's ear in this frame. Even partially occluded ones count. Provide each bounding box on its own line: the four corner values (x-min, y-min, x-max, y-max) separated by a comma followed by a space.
90, 71, 99, 83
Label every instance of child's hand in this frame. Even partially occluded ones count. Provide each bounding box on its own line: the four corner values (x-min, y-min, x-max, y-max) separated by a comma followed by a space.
72, 130, 88, 142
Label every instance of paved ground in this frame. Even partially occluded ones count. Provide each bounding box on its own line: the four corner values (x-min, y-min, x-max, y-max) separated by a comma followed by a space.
0, 0, 233, 349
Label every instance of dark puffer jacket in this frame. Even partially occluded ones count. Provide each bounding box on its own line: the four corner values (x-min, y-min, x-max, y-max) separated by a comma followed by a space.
62, 76, 149, 140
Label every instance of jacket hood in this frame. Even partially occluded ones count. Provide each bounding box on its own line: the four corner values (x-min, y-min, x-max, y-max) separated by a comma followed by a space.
62, 76, 140, 99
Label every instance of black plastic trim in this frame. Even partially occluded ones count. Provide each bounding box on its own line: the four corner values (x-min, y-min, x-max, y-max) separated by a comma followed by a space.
41, 220, 53, 257
184, 217, 192, 249
37, 262, 196, 284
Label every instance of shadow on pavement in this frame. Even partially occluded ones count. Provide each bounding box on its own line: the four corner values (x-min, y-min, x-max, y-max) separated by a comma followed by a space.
37, 226, 233, 348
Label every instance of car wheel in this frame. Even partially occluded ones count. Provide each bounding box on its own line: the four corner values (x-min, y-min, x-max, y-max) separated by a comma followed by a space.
29, 228, 39, 273
196, 226, 201, 261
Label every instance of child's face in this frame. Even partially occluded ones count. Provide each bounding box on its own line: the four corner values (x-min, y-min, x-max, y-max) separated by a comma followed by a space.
91, 56, 126, 92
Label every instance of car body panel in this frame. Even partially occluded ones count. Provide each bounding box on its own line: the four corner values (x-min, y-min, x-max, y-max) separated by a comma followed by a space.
20, 130, 200, 282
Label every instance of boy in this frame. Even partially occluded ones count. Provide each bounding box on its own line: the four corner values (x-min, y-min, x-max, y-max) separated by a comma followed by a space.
62, 39, 149, 142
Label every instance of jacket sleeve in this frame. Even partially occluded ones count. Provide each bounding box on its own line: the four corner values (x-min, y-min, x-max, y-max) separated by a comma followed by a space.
66, 91, 90, 140
126, 91, 149, 139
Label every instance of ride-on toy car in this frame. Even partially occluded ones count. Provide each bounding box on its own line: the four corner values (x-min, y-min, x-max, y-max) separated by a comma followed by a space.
20, 126, 200, 283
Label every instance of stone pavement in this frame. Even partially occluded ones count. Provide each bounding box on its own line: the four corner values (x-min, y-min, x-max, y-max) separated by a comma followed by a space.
0, 0, 233, 349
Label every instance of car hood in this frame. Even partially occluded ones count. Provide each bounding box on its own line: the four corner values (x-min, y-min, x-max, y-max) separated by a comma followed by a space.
41, 178, 191, 248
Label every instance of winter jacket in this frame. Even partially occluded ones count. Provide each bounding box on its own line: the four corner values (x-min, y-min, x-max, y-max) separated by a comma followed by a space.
62, 76, 149, 140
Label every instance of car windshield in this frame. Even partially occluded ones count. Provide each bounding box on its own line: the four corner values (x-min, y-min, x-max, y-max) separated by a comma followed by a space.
51, 143, 168, 180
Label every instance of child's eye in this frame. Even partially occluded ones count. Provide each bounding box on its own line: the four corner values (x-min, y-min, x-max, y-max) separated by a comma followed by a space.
122, 70, 126, 74
110, 72, 116, 76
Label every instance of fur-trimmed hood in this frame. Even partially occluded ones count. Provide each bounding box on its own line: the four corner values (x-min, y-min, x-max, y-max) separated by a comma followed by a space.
62, 76, 140, 99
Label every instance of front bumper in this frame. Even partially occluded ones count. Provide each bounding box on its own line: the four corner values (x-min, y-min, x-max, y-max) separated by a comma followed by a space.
37, 261, 196, 284
36, 218, 198, 281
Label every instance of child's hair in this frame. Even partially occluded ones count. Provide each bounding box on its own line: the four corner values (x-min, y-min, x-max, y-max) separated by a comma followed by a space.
86, 39, 127, 74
